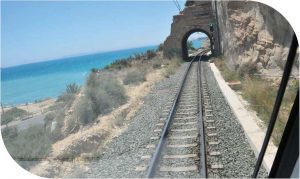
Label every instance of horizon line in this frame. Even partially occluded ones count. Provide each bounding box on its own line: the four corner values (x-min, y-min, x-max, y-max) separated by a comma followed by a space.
1, 44, 159, 69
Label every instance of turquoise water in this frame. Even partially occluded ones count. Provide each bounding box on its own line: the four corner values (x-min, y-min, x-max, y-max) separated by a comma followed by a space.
190, 38, 207, 49
1, 45, 157, 106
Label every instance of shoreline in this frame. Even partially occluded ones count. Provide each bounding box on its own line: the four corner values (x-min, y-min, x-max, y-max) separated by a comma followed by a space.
1, 98, 56, 129
2, 97, 57, 110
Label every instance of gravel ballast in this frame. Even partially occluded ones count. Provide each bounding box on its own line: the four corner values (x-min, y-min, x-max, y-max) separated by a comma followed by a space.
82, 60, 268, 178
83, 64, 187, 178
202, 61, 267, 178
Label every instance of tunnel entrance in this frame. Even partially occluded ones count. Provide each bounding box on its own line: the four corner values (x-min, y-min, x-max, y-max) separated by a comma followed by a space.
181, 29, 212, 61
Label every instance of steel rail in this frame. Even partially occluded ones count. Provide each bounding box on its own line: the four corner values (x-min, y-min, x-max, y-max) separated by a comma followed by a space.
197, 56, 207, 178
146, 50, 209, 178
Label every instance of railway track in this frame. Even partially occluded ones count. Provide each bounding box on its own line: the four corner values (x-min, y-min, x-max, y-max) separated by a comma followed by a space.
135, 50, 222, 177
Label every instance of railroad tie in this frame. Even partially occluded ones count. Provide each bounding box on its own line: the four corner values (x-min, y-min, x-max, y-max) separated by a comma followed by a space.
141, 155, 152, 159
163, 154, 197, 159
208, 141, 220, 145
156, 123, 164, 126
169, 135, 197, 140
174, 116, 197, 120
167, 143, 198, 148
160, 165, 198, 172
209, 151, 221, 156
150, 136, 160, 140
135, 166, 147, 171
211, 164, 224, 169
146, 144, 156, 148
207, 133, 217, 137
171, 128, 198, 132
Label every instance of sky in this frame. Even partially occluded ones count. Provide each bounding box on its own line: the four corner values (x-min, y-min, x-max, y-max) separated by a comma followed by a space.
1, 0, 185, 67
187, 32, 208, 41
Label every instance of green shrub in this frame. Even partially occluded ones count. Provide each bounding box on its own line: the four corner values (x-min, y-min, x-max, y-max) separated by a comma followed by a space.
1, 126, 18, 139
1, 107, 27, 125
157, 43, 163, 51
71, 73, 127, 126
238, 63, 257, 77
57, 93, 75, 106
163, 57, 183, 78
105, 58, 132, 70
2, 125, 52, 160
74, 96, 96, 125
66, 83, 80, 94
187, 41, 196, 50
123, 70, 146, 85
214, 57, 240, 82
50, 109, 65, 142
165, 48, 181, 59
43, 112, 55, 132
145, 50, 156, 59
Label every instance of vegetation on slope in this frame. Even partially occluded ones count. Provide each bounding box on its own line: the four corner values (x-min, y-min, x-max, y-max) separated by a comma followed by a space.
214, 56, 298, 146
2, 46, 185, 175
1, 107, 28, 125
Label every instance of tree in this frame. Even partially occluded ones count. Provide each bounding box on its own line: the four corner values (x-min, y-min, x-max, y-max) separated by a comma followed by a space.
187, 41, 195, 50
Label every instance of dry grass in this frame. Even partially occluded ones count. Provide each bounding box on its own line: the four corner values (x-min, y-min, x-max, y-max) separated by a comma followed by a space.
214, 56, 240, 82
123, 69, 146, 85
28, 49, 177, 177
215, 56, 298, 146
163, 57, 184, 78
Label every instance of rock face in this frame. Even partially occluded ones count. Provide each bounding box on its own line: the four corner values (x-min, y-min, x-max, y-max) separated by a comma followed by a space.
163, 1, 221, 60
215, 1, 298, 76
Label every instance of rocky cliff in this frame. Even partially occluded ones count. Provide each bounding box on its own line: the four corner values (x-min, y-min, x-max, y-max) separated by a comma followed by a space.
215, 1, 298, 77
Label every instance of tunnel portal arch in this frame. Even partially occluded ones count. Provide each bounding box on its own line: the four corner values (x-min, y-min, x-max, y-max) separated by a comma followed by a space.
181, 29, 212, 61
163, 1, 220, 61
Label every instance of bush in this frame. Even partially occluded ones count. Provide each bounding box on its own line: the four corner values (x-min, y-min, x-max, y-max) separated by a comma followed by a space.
214, 57, 240, 82
165, 48, 181, 59
71, 73, 128, 126
66, 83, 80, 94
57, 93, 75, 106
145, 50, 156, 59
105, 58, 132, 70
157, 43, 163, 52
43, 112, 55, 132
1, 126, 18, 139
56, 83, 79, 106
123, 69, 146, 85
1, 107, 27, 125
238, 63, 257, 77
73, 96, 96, 126
2, 125, 52, 160
50, 109, 65, 142
163, 57, 183, 78
187, 41, 195, 51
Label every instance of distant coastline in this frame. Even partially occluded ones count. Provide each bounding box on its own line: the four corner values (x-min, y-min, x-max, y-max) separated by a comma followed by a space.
1, 44, 158, 69
1, 45, 158, 106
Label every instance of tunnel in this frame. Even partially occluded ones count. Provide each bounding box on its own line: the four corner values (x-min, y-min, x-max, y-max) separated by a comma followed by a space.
181, 29, 213, 61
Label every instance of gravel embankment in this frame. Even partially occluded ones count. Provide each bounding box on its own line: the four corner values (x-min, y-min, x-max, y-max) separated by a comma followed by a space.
83, 63, 188, 178
82, 60, 268, 178
202, 62, 268, 178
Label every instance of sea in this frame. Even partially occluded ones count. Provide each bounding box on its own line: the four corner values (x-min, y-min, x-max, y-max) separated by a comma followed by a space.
191, 38, 206, 49
1, 45, 157, 106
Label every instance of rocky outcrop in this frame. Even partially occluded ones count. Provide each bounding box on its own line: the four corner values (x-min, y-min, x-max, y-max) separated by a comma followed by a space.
216, 1, 298, 77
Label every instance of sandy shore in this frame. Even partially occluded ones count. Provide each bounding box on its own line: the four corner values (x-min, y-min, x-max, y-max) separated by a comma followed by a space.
2, 98, 56, 115
1, 99, 56, 130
